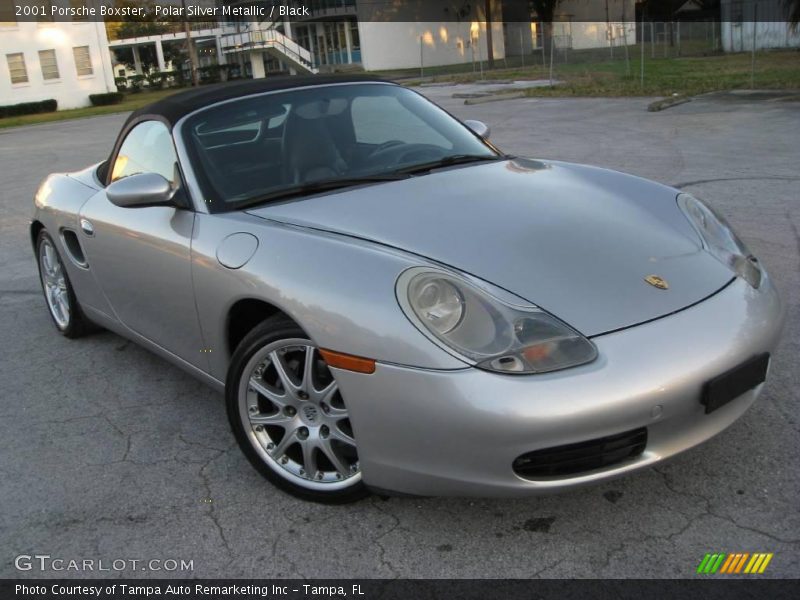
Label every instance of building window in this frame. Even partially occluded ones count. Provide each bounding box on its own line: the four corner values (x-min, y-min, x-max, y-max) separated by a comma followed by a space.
73, 46, 93, 76
6, 53, 28, 84
39, 49, 60, 80
350, 20, 360, 51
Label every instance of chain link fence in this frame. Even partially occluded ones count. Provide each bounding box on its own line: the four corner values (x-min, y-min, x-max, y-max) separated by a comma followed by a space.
403, 0, 799, 94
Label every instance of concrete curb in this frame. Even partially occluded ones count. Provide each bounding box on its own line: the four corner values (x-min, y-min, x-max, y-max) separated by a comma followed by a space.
464, 91, 527, 105
647, 95, 691, 112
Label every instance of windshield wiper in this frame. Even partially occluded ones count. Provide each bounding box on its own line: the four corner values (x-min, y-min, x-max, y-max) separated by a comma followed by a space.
237, 173, 411, 209
396, 154, 507, 175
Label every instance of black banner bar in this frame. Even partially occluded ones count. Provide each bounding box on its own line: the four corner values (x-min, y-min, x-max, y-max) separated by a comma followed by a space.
3, 579, 800, 600
1, 0, 796, 23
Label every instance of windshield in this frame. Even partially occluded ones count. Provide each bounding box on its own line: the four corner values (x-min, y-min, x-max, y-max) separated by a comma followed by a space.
180, 83, 499, 212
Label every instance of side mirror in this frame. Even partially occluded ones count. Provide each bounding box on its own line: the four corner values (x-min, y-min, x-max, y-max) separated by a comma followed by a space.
107, 173, 176, 208
464, 119, 490, 140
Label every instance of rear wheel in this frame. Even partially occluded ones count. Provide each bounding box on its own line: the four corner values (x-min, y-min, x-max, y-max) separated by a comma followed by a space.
226, 316, 369, 503
36, 230, 93, 338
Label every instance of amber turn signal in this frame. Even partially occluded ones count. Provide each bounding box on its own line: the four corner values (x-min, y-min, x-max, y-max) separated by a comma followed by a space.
319, 348, 376, 374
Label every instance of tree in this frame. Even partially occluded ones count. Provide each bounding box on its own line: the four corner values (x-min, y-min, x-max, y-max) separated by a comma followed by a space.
181, 0, 200, 86
485, 0, 495, 69
104, 0, 172, 42
529, 0, 561, 24
787, 0, 800, 31
529, 0, 561, 54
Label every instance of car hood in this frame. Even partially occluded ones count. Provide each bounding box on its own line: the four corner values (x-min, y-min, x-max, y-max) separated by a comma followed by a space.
247, 158, 732, 336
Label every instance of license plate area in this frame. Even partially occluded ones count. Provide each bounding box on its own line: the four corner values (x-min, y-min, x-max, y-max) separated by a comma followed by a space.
702, 353, 770, 414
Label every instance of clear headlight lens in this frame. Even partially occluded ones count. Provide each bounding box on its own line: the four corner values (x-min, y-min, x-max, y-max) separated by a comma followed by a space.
408, 276, 464, 334
678, 193, 761, 289
398, 269, 597, 374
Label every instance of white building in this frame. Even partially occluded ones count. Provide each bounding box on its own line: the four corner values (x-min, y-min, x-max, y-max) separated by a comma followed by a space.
106, 0, 638, 80
0, 14, 116, 109
243, 0, 636, 73
720, 0, 800, 51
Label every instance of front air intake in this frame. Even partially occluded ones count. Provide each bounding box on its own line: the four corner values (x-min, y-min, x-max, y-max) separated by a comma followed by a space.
513, 427, 647, 479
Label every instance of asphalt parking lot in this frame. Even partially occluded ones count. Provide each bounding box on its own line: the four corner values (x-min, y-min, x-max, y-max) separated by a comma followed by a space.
1, 88, 798, 579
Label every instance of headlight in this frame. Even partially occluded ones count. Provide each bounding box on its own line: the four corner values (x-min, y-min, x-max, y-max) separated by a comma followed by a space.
677, 193, 761, 289
397, 268, 597, 374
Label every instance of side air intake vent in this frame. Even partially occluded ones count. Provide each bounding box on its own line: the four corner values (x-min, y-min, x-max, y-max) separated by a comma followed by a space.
513, 427, 647, 479
61, 229, 88, 268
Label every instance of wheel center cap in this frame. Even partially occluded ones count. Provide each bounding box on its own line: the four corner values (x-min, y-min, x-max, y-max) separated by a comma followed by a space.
300, 404, 319, 425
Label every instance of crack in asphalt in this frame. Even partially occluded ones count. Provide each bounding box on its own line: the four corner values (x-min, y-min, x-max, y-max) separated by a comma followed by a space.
785, 207, 800, 266
270, 528, 307, 578
531, 557, 567, 579
368, 497, 403, 579
655, 467, 800, 546
197, 449, 235, 566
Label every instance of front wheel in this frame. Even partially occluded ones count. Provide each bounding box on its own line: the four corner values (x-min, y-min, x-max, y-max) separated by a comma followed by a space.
226, 316, 369, 503
36, 230, 93, 338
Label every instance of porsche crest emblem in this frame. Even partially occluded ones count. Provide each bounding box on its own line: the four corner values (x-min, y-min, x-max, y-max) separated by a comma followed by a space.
645, 274, 669, 290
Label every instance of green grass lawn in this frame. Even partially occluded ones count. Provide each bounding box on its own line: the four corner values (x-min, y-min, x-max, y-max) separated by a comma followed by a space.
0, 88, 182, 130
392, 49, 800, 97
526, 48, 800, 97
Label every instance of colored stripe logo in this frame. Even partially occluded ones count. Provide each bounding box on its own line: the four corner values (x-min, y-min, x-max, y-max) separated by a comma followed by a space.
696, 553, 773, 574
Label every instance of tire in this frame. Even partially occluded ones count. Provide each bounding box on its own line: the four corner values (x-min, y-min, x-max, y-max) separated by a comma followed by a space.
36, 230, 94, 339
226, 315, 369, 504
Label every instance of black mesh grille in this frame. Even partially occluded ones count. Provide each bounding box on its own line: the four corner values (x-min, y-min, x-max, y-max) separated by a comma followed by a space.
513, 427, 647, 479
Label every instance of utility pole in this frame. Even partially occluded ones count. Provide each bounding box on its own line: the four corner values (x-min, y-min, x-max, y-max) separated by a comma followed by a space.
181, 0, 199, 86
751, 2, 757, 89
640, 12, 644, 88
622, 0, 630, 75
420, 35, 424, 79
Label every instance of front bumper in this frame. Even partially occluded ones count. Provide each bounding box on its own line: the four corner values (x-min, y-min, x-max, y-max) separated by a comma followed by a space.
332, 276, 784, 497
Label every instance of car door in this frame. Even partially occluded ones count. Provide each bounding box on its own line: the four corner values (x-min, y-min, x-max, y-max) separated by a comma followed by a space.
78, 120, 206, 369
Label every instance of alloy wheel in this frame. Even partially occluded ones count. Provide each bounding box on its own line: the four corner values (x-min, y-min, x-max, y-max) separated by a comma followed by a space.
238, 339, 360, 491
39, 238, 71, 329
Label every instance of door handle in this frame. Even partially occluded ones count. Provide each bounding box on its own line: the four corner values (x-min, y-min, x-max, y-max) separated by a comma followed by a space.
80, 218, 94, 236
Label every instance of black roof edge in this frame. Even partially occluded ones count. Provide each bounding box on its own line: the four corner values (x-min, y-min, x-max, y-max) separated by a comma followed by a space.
125, 74, 391, 129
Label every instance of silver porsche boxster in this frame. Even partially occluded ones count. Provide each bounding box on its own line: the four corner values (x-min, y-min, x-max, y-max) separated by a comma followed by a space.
32, 76, 784, 503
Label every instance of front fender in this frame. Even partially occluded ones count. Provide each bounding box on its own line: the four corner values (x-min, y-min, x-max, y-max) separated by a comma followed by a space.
31, 172, 114, 316
191, 212, 467, 382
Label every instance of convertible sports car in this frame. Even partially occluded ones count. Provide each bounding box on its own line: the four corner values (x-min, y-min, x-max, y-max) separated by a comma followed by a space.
32, 76, 783, 503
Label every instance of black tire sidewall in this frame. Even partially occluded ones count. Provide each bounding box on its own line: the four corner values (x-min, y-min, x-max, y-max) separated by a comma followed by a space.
225, 316, 369, 504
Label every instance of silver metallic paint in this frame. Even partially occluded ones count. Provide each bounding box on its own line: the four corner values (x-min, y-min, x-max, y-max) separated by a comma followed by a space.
463, 119, 490, 139
77, 196, 205, 368
216, 232, 259, 269
106, 172, 175, 208
249, 158, 733, 337
333, 276, 783, 496
189, 211, 468, 380
30, 81, 785, 496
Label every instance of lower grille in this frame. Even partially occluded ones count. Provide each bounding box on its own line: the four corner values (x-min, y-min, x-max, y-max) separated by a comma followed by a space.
513, 427, 647, 479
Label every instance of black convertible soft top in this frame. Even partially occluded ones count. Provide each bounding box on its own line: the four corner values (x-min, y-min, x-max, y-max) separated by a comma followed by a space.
125, 74, 388, 129
98, 74, 389, 184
